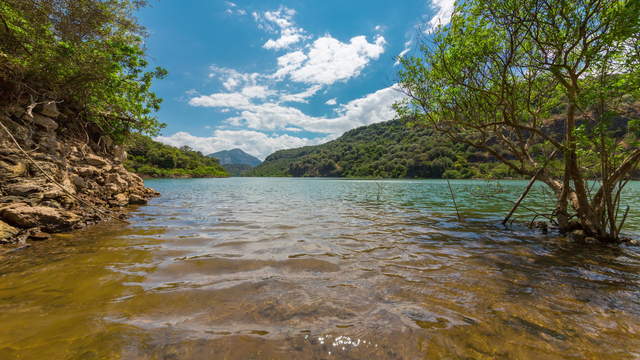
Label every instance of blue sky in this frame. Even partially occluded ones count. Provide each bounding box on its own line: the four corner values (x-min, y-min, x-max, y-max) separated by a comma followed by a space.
139, 0, 454, 159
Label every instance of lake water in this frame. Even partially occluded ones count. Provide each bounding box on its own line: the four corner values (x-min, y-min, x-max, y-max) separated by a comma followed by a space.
1, 178, 640, 359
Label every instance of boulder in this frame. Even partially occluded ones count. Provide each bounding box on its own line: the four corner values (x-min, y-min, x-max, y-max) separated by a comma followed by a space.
71, 174, 86, 188
76, 165, 100, 177
570, 229, 586, 242
29, 232, 51, 241
7, 105, 25, 119
0, 158, 27, 178
32, 114, 58, 131
83, 154, 108, 167
0, 220, 19, 243
1, 205, 81, 231
5, 181, 42, 196
106, 173, 128, 188
128, 194, 147, 205
38, 101, 60, 118
112, 193, 129, 206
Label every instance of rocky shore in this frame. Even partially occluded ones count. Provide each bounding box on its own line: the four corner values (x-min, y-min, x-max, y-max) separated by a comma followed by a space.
0, 102, 159, 245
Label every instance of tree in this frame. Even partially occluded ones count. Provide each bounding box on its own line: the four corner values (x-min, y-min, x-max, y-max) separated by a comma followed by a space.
397, 0, 640, 241
0, 0, 167, 141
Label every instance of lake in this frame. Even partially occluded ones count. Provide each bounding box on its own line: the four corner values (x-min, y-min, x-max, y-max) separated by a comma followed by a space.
1, 178, 639, 359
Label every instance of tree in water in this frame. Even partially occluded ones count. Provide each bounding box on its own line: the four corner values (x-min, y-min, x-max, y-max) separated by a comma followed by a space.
397, 0, 640, 241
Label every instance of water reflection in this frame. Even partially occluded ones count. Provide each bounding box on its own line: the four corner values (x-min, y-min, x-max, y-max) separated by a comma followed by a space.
0, 178, 639, 359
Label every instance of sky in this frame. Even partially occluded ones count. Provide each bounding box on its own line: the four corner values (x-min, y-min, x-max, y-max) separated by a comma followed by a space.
138, 0, 454, 159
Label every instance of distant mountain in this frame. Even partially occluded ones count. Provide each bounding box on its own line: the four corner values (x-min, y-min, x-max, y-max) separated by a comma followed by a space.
208, 148, 262, 167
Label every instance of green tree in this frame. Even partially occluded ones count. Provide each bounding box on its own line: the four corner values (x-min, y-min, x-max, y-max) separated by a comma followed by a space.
397, 0, 640, 241
0, 0, 167, 140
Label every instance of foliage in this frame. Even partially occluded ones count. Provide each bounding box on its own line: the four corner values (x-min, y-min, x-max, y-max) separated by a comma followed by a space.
221, 164, 255, 177
125, 134, 228, 178
250, 119, 516, 179
0, 0, 166, 141
397, 0, 640, 241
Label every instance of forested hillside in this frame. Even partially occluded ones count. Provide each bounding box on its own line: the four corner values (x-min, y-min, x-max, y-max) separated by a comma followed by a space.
125, 134, 228, 178
250, 119, 517, 178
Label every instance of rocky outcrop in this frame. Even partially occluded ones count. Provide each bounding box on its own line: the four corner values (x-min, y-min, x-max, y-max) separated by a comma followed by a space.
0, 102, 159, 244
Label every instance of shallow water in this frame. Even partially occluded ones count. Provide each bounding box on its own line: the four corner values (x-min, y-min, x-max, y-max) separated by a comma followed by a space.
1, 178, 640, 359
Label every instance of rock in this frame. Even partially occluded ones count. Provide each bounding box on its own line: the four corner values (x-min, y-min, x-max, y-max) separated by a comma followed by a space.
106, 173, 128, 189
4, 181, 42, 196
83, 153, 108, 167
570, 229, 586, 242
0, 159, 27, 178
105, 183, 119, 195
76, 165, 99, 177
32, 114, 58, 131
38, 101, 60, 118
584, 237, 598, 244
37, 134, 61, 154
0, 115, 30, 145
29, 232, 51, 241
7, 105, 25, 118
1, 205, 81, 231
112, 193, 129, 206
71, 174, 86, 188
128, 194, 147, 205
0, 220, 19, 243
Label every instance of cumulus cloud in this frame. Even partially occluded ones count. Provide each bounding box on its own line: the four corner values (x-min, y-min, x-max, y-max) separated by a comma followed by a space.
155, 130, 329, 160
426, 0, 455, 33
189, 85, 404, 135
255, 6, 307, 50
208, 66, 261, 91
325, 98, 337, 105
279, 85, 322, 103
274, 35, 386, 85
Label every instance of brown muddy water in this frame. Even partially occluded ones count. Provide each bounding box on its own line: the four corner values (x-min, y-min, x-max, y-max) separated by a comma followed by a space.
1, 178, 640, 359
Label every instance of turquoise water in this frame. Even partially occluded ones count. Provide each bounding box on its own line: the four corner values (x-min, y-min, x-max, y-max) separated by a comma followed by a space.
1, 178, 639, 359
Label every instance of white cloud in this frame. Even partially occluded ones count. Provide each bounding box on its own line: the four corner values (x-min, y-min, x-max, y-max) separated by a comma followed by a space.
189, 92, 252, 108
224, 1, 247, 16
255, 6, 307, 50
426, 0, 455, 33
394, 40, 413, 66
325, 98, 337, 105
189, 85, 404, 135
274, 35, 386, 85
279, 85, 322, 103
241, 85, 274, 99
208, 66, 261, 91
154, 130, 329, 160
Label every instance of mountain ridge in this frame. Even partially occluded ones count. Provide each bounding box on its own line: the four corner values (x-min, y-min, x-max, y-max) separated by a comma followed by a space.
208, 148, 262, 167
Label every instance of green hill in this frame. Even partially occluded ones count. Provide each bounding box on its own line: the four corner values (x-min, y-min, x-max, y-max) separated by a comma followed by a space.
125, 134, 228, 178
249, 119, 518, 179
